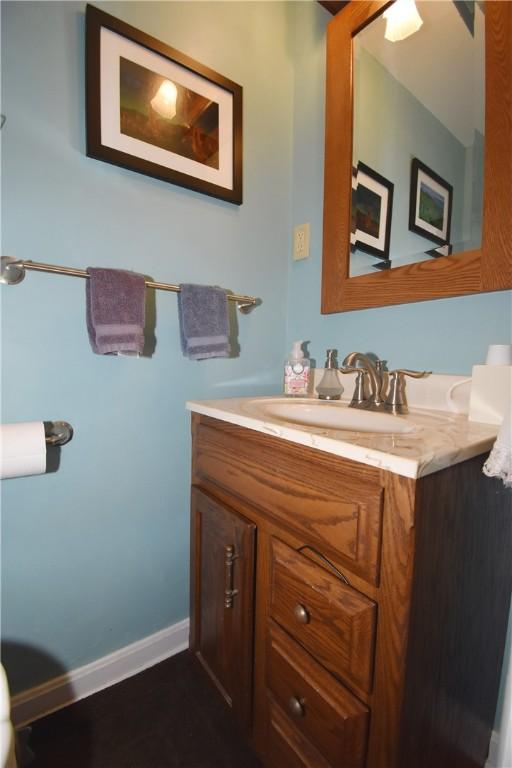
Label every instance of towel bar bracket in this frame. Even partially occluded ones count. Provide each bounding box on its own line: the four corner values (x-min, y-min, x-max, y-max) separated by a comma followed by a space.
237, 300, 260, 314
1, 256, 26, 285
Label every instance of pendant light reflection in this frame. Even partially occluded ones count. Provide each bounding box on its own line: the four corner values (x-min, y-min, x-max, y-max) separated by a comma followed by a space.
150, 79, 178, 120
383, 0, 423, 42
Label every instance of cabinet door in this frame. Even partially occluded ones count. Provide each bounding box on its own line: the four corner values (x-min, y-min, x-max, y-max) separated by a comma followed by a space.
190, 486, 256, 730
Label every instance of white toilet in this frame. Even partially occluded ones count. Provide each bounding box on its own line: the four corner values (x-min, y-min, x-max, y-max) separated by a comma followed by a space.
0, 665, 17, 768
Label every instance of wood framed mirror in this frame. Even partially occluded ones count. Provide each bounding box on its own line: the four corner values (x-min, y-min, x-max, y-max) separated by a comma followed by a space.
322, 0, 511, 313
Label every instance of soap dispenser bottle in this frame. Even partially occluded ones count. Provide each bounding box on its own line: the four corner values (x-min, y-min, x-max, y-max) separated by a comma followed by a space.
284, 340, 310, 397
316, 349, 343, 400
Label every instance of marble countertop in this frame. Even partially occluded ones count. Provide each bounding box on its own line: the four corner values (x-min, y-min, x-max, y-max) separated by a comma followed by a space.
186, 392, 498, 479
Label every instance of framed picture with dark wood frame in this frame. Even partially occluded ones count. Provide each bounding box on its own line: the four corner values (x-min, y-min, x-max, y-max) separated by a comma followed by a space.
351, 161, 394, 261
85, 4, 243, 204
409, 158, 452, 246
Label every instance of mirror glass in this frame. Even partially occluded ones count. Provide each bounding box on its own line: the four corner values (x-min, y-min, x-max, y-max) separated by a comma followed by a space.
350, 0, 485, 277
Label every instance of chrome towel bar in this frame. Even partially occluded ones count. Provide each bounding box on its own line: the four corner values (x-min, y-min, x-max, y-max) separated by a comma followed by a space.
0, 257, 260, 313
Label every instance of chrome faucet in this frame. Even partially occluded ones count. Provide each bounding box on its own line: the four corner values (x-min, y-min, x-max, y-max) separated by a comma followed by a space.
341, 352, 386, 409
339, 352, 430, 414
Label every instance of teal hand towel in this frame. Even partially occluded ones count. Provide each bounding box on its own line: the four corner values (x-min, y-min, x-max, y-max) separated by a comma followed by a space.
178, 284, 230, 360
86, 268, 146, 355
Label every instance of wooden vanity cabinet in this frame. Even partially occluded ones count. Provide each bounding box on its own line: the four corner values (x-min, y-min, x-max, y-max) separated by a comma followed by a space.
190, 413, 512, 768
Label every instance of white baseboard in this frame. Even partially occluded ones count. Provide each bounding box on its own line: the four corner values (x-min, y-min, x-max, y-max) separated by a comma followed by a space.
486, 730, 501, 768
11, 618, 190, 728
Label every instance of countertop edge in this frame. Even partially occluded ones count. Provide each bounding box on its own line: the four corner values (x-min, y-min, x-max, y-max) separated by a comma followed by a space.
186, 398, 497, 481
187, 400, 418, 479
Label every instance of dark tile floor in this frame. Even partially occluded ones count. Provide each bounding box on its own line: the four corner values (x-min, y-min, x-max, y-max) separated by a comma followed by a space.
26, 651, 263, 768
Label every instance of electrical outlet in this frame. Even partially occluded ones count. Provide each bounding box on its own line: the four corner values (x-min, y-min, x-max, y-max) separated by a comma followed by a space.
293, 223, 310, 261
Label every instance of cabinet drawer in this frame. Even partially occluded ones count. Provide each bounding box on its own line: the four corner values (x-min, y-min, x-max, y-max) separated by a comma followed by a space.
267, 622, 369, 768
192, 417, 383, 584
268, 698, 331, 768
270, 538, 376, 694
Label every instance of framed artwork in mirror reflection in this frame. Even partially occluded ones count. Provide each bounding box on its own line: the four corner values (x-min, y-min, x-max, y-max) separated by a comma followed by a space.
409, 158, 452, 247
350, 162, 394, 262
85, 4, 243, 204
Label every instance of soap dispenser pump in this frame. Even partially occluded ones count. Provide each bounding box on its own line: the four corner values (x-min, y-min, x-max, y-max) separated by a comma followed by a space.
284, 340, 310, 397
316, 349, 343, 400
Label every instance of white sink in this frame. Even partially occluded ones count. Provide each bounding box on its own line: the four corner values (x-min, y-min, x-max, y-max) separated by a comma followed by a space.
244, 398, 445, 435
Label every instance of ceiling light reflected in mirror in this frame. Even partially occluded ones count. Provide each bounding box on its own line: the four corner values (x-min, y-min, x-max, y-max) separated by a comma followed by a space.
383, 0, 423, 42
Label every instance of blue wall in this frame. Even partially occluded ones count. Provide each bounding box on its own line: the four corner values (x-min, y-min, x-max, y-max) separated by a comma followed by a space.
2, 0, 511, 708
352, 48, 467, 275
1, 0, 292, 693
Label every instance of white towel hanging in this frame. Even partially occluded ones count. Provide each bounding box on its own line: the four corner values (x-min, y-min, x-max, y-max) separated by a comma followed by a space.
483, 401, 512, 487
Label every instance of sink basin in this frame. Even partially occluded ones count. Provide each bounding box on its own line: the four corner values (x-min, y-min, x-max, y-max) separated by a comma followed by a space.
247, 398, 415, 434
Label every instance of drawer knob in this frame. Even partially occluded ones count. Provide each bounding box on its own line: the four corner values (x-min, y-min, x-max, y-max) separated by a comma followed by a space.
288, 696, 306, 718
294, 603, 310, 624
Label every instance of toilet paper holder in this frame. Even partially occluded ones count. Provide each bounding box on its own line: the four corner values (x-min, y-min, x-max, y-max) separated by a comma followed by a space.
44, 421, 73, 447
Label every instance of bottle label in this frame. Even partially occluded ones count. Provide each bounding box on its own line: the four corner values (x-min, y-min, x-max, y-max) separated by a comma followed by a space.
284, 364, 310, 395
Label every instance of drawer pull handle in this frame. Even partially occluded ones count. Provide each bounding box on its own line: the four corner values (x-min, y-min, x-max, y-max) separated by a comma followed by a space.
298, 545, 350, 586
293, 603, 310, 624
288, 696, 306, 718
224, 545, 239, 609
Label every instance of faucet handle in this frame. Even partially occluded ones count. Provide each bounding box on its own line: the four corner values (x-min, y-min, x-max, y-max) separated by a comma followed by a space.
385, 370, 431, 415
390, 369, 431, 379
339, 368, 369, 407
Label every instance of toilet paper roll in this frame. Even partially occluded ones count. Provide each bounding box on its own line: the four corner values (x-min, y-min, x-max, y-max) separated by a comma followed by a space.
0, 422, 46, 479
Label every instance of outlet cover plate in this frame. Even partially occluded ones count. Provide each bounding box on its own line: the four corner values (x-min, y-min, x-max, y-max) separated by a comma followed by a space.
293, 223, 310, 261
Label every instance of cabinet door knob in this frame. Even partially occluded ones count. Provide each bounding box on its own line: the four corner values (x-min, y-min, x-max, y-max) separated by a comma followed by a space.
288, 696, 306, 718
293, 603, 310, 624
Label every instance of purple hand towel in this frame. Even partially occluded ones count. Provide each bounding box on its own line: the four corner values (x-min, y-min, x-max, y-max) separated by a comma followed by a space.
86, 268, 146, 355
178, 284, 230, 360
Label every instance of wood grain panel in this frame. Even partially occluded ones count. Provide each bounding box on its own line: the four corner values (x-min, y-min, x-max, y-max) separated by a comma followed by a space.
322, 0, 512, 313
481, 1, 512, 289
251, 527, 275, 763
267, 622, 369, 768
192, 416, 383, 585
333, 251, 482, 312
398, 457, 512, 768
270, 538, 377, 695
190, 487, 256, 732
366, 470, 417, 768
